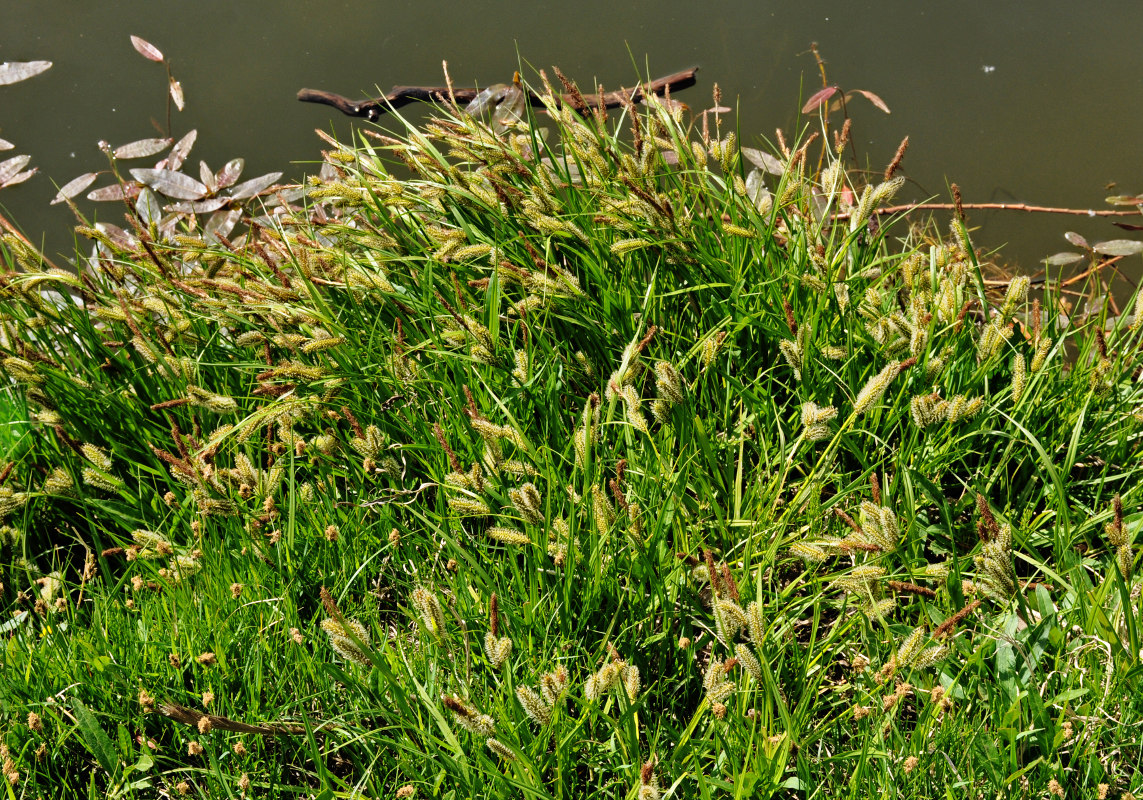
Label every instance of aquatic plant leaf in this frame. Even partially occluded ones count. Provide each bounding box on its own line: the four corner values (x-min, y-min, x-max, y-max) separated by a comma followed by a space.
50, 172, 99, 204
87, 183, 140, 202
1112, 222, 1143, 231
1092, 239, 1143, 256
493, 85, 526, 130
136, 188, 163, 226
465, 84, 509, 117
1, 168, 37, 188
745, 169, 772, 212
0, 138, 14, 151
165, 130, 197, 171
113, 137, 172, 159
1044, 252, 1083, 267
741, 147, 785, 176
851, 89, 891, 114
801, 86, 838, 114
169, 77, 185, 110
203, 208, 241, 242
1063, 231, 1089, 249
216, 158, 244, 188
129, 168, 208, 200
0, 60, 52, 85
0, 155, 31, 184
130, 35, 164, 62
1104, 195, 1143, 206
199, 161, 218, 194
95, 222, 136, 247
229, 172, 283, 199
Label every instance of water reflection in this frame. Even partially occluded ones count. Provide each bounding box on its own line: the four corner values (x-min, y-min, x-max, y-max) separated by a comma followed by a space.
2, 0, 1141, 271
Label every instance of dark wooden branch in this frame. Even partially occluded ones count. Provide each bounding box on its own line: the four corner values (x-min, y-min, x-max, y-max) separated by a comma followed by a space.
297, 68, 699, 120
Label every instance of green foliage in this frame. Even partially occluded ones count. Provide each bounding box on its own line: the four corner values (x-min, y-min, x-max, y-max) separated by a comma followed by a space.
0, 70, 1142, 799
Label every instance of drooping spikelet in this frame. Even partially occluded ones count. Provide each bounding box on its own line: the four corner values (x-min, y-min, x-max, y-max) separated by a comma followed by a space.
515, 686, 551, 725
801, 401, 838, 441
509, 482, 544, 524
321, 618, 372, 666
854, 361, 901, 416
412, 586, 447, 639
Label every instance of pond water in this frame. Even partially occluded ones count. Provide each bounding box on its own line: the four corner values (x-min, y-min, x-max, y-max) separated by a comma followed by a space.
3, 0, 1142, 277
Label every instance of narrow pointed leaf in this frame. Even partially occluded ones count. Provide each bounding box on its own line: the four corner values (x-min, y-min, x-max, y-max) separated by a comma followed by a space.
203, 208, 241, 242
851, 89, 891, 114
1092, 239, 1143, 257
465, 84, 509, 117
0, 155, 31, 184
51, 172, 100, 204
1104, 195, 1143, 206
1, 168, 38, 188
199, 161, 218, 194
1064, 231, 1089, 249
113, 137, 172, 160
129, 168, 208, 200
169, 77, 185, 111
801, 86, 838, 114
229, 172, 282, 199
130, 35, 164, 62
87, 183, 140, 202
1044, 252, 1083, 267
165, 129, 197, 171
0, 60, 52, 85
70, 698, 119, 777
0, 138, 14, 151
136, 188, 163, 226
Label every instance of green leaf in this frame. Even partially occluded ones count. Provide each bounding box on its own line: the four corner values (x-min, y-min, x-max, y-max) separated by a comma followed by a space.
71, 697, 119, 778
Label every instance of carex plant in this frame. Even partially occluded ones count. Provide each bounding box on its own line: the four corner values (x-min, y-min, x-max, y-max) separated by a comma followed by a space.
0, 63, 1141, 798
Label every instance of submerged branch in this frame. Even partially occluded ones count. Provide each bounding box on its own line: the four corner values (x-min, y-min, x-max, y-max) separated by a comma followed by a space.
297, 68, 699, 120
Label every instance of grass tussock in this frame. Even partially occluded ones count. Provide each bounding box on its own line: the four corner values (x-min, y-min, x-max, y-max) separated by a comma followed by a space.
0, 68, 1142, 799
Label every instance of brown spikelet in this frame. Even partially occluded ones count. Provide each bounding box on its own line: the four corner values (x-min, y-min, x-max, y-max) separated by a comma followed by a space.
887, 580, 937, 598
150, 398, 192, 411
677, 551, 701, 567
835, 507, 863, 533
720, 563, 740, 603
1031, 298, 1042, 343
320, 586, 341, 621
553, 66, 588, 114
442, 695, 470, 717
100, 547, 125, 558
463, 385, 478, 417
489, 593, 500, 637
628, 95, 644, 155
607, 642, 621, 662
837, 538, 883, 553
641, 759, 655, 786
54, 424, 85, 457
595, 83, 608, 127
609, 478, 629, 511
0, 461, 14, 487
884, 136, 909, 181
704, 548, 721, 598
723, 657, 738, 671
775, 128, 789, 159
783, 298, 798, 337
933, 599, 982, 639
636, 326, 658, 352
615, 459, 628, 484
433, 423, 461, 471
442, 60, 456, 106
897, 356, 918, 371
837, 118, 852, 152
341, 407, 364, 440
954, 299, 974, 331
1095, 328, 1108, 360
951, 183, 965, 222
1114, 494, 1124, 530
869, 472, 881, 505
976, 494, 999, 541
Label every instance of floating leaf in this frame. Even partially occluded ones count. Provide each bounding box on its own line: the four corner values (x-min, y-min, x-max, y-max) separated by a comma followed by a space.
741, 147, 785, 176
0, 60, 52, 86
215, 158, 244, 188
745, 169, 772, 213
1113, 222, 1143, 231
1063, 231, 1089, 249
229, 171, 282, 199
1104, 195, 1143, 206
1, 168, 38, 188
164, 130, 197, 171
203, 208, 241, 242
113, 137, 172, 160
87, 183, 140, 202
199, 161, 218, 194
465, 84, 509, 117
169, 77, 184, 111
136, 188, 163, 226
129, 168, 208, 200
801, 86, 838, 114
1044, 252, 1083, 267
51, 172, 99, 204
96, 222, 136, 248
0, 138, 13, 151
850, 89, 891, 114
0, 155, 32, 184
130, 35, 163, 62
1092, 239, 1143, 257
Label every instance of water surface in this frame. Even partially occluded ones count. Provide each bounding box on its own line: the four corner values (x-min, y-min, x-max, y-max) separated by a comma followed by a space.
3, 1, 1142, 273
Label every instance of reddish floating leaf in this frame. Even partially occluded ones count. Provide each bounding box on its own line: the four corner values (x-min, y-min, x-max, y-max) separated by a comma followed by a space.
166, 130, 197, 171
0, 155, 31, 184
0, 138, 14, 151
113, 137, 172, 160
87, 183, 140, 202
215, 158, 244, 189
801, 86, 838, 114
1, 168, 37, 188
203, 208, 241, 242
130, 35, 164, 62
199, 161, 218, 194
1112, 222, 1143, 231
51, 172, 99, 205
129, 168, 208, 200
1104, 195, 1143, 206
229, 172, 283, 199
1063, 231, 1089, 249
0, 60, 52, 86
1092, 239, 1143, 257
851, 89, 891, 114
169, 77, 185, 111
135, 188, 163, 226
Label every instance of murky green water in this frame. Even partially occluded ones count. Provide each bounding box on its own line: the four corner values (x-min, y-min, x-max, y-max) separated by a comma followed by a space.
3, 1, 1143, 273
